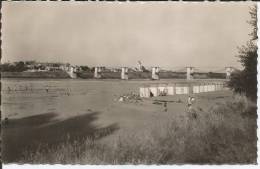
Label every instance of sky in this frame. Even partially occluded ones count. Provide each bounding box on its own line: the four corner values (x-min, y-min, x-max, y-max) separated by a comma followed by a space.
1, 2, 255, 69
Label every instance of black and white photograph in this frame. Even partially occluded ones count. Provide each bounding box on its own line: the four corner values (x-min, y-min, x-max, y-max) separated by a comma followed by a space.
1, 1, 258, 165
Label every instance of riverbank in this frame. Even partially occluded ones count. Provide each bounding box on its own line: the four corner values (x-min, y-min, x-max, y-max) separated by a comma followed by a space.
1, 71, 70, 79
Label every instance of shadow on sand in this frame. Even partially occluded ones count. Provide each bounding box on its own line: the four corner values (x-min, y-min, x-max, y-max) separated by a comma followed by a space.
2, 111, 119, 163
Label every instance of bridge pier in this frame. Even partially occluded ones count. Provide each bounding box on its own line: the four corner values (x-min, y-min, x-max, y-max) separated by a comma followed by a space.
186, 67, 194, 80
152, 67, 160, 80
94, 67, 102, 79
121, 67, 129, 80
67, 66, 77, 78
225, 67, 234, 79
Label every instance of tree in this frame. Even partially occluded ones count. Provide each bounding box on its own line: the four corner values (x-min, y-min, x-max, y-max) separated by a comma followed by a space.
80, 66, 91, 72
15, 61, 28, 72
228, 5, 257, 102
0, 61, 28, 72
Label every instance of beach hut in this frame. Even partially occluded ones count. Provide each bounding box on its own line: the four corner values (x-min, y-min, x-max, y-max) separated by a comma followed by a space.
139, 87, 150, 98
158, 84, 168, 96
175, 84, 189, 95
204, 84, 208, 92
193, 85, 200, 94
166, 84, 175, 95
207, 84, 211, 92
149, 85, 159, 97
211, 84, 216, 92
208, 84, 212, 92
183, 86, 189, 94
215, 83, 220, 91
199, 85, 204, 93
188, 85, 193, 94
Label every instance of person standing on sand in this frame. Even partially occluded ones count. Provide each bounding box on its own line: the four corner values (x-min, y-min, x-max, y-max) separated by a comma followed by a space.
164, 101, 167, 112
66, 88, 70, 96
45, 86, 49, 93
187, 96, 195, 112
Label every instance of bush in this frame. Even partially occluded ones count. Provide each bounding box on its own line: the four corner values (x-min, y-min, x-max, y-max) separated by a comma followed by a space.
228, 6, 257, 102
0, 62, 28, 72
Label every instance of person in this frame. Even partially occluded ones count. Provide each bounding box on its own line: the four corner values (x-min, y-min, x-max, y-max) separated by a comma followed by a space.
187, 96, 195, 112
30, 85, 33, 92
164, 101, 168, 112
4, 117, 9, 125
45, 86, 49, 93
66, 88, 70, 96
118, 96, 124, 102
7, 86, 11, 93
150, 91, 154, 97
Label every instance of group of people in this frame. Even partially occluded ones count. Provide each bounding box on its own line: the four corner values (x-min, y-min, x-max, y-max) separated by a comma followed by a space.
5, 85, 71, 96
6, 85, 33, 93
45, 86, 71, 96
161, 95, 196, 113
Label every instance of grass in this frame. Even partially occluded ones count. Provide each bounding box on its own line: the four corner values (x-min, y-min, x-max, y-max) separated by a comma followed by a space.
15, 94, 257, 164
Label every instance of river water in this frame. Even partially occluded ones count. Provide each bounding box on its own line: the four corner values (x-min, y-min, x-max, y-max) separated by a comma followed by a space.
1, 79, 146, 119
1, 78, 226, 120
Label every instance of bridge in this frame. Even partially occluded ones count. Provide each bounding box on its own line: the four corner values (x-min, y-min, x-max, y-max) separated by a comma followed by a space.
65, 64, 239, 80
89, 66, 239, 80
